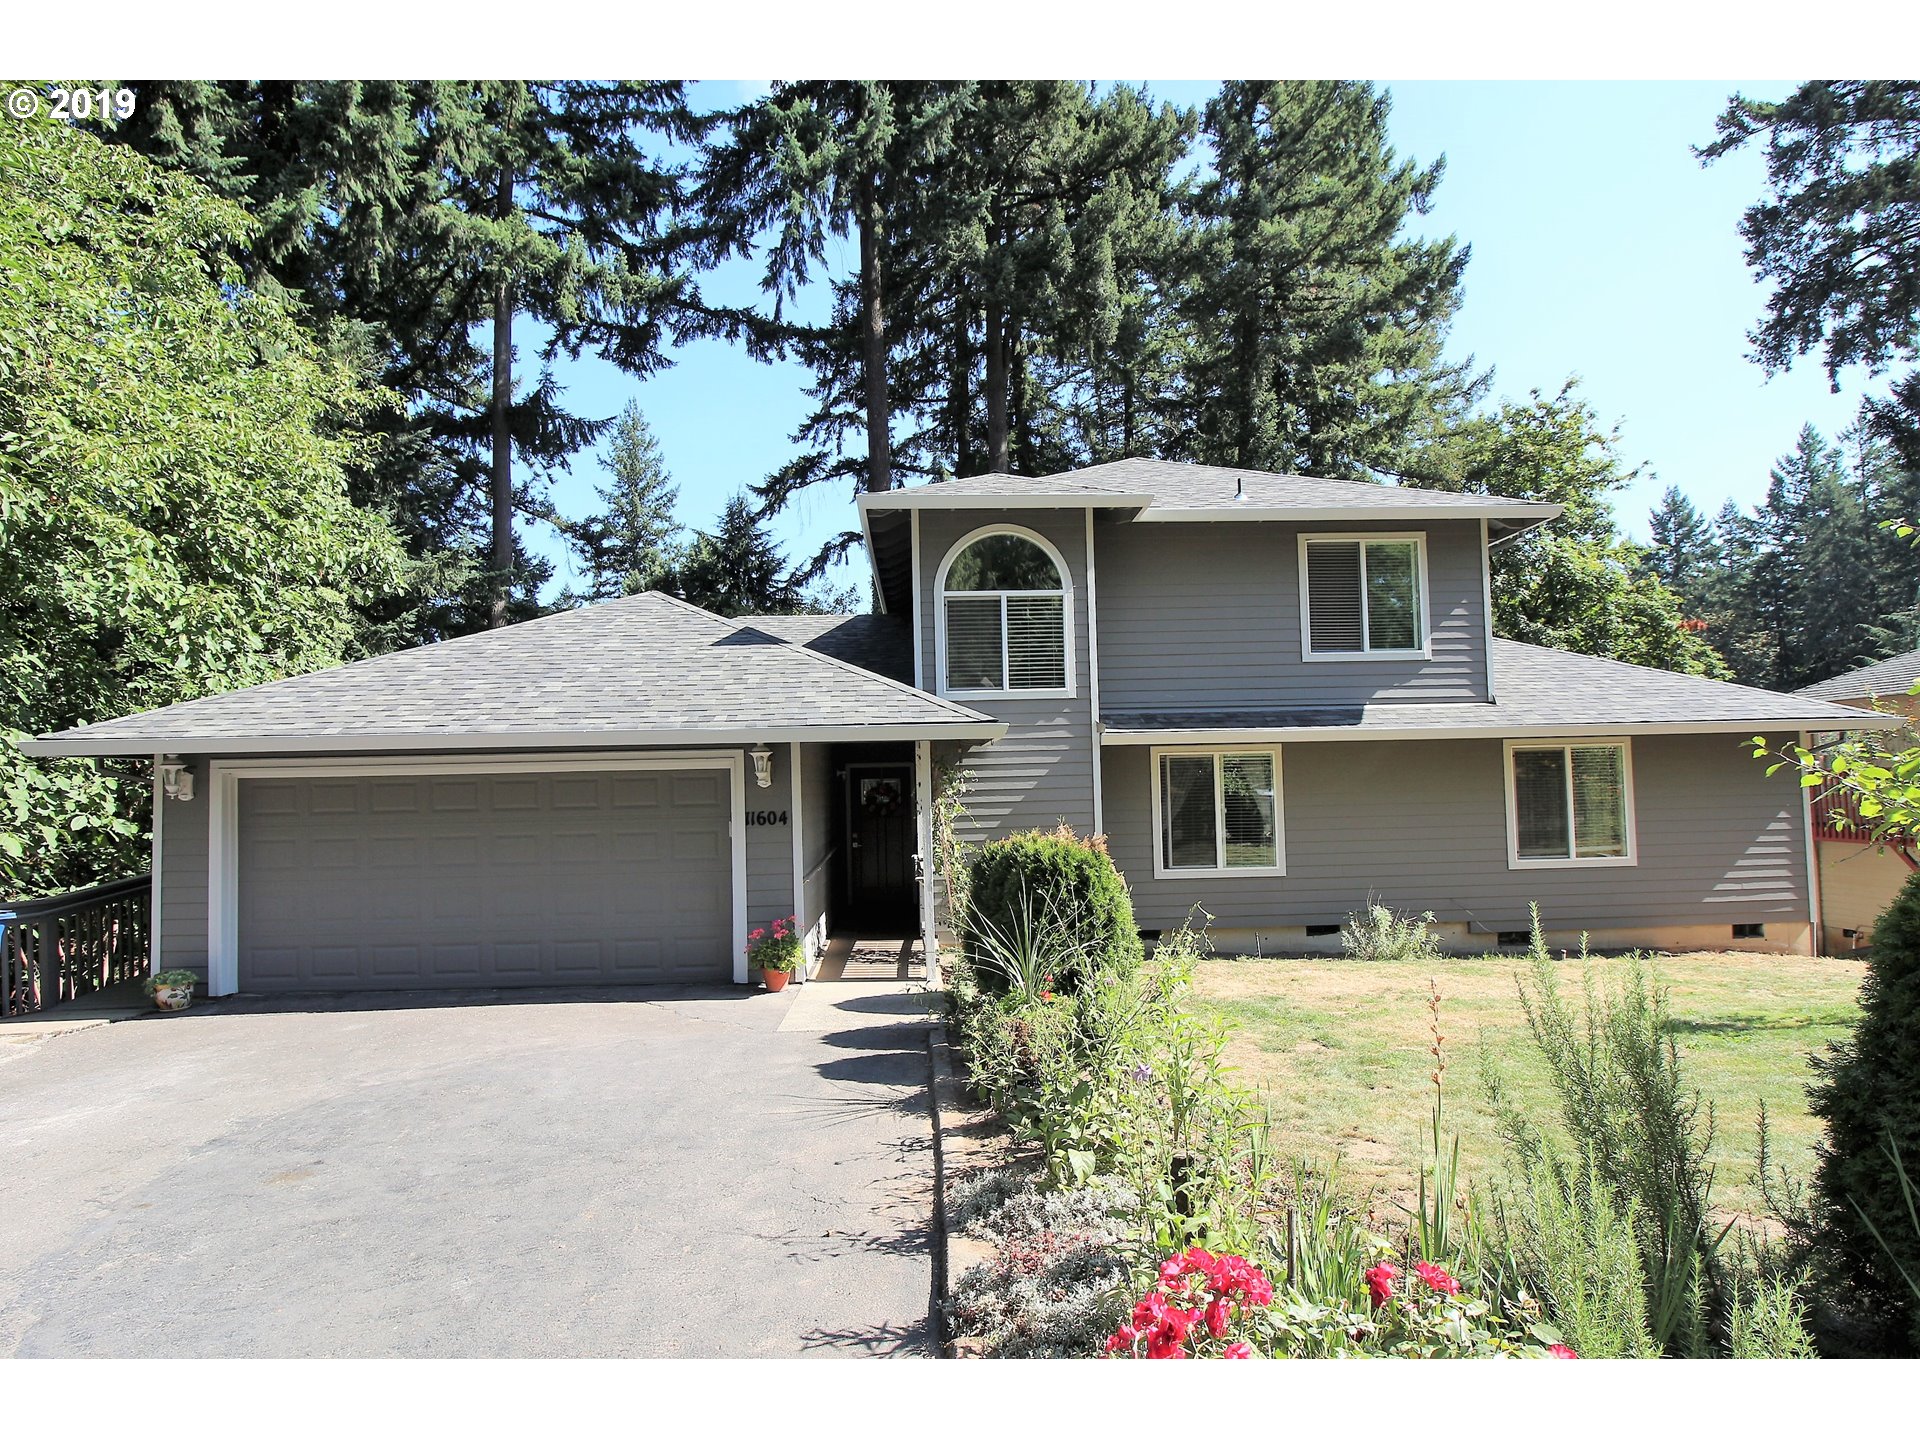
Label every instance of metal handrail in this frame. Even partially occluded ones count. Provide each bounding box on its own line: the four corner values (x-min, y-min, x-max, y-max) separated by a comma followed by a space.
1, 873, 152, 1017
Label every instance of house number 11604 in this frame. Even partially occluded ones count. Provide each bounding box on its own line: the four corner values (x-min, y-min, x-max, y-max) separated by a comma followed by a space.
745, 810, 789, 826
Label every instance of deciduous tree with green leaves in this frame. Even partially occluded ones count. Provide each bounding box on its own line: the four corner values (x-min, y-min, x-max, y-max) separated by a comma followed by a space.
0, 110, 404, 898
1410, 384, 1727, 675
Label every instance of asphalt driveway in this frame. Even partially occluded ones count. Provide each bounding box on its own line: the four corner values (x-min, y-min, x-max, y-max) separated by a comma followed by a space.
0, 980, 939, 1357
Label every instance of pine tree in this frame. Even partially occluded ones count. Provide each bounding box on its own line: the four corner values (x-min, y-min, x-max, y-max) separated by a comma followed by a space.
553, 402, 683, 602
1702, 82, 1920, 467
1644, 485, 1719, 612
1178, 81, 1478, 479
104, 81, 718, 638
663, 496, 805, 618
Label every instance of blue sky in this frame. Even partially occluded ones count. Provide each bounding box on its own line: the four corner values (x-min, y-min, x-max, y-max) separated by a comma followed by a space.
528, 80, 1875, 599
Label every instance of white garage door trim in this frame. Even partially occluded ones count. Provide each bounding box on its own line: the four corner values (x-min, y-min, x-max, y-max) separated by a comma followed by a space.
207, 750, 748, 995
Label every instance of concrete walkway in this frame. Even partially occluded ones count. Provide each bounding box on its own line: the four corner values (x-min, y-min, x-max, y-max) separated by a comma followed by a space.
0, 978, 939, 1357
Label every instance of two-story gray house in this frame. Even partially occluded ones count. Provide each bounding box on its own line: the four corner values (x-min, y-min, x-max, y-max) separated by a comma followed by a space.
24, 459, 1899, 994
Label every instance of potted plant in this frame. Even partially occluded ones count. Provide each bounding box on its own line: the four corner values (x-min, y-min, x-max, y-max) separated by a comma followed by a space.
747, 916, 803, 992
146, 969, 198, 1012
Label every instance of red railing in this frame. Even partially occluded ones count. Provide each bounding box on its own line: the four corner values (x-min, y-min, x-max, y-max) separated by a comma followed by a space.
1811, 785, 1919, 869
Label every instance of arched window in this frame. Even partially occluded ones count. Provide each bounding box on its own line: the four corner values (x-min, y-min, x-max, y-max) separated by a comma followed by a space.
936, 528, 1071, 696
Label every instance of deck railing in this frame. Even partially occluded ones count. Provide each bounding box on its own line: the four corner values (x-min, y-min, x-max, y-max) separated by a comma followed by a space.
1, 874, 151, 1017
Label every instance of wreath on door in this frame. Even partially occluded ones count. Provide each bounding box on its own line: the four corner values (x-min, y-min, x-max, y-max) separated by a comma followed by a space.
860, 778, 904, 816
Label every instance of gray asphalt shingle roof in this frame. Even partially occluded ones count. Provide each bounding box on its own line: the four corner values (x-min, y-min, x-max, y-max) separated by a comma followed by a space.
1100, 639, 1904, 740
1793, 647, 1920, 703
22, 592, 1000, 757
859, 457, 1561, 537
739, 613, 914, 685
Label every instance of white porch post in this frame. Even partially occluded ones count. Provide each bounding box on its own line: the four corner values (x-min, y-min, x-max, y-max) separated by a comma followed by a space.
914, 739, 939, 986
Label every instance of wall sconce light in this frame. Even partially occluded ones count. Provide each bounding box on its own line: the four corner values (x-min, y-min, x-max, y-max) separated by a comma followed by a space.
749, 744, 774, 790
157, 756, 195, 802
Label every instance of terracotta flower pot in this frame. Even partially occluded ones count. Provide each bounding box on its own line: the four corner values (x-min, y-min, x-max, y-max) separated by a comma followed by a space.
151, 983, 194, 1012
763, 968, 791, 993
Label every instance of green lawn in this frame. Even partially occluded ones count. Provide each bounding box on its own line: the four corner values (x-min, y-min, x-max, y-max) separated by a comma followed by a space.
1191, 950, 1866, 1222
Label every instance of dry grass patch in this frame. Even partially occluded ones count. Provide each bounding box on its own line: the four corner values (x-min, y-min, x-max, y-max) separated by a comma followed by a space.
1192, 949, 1866, 1220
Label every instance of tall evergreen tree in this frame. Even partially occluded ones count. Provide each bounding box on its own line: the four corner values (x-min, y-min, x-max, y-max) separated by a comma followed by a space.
103, 80, 717, 638
1702, 82, 1920, 469
1643, 485, 1719, 611
1177, 81, 1478, 479
663, 495, 804, 618
552, 402, 682, 602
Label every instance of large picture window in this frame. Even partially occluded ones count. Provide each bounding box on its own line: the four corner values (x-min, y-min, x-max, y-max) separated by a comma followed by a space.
937, 529, 1071, 696
1300, 535, 1428, 657
1505, 739, 1635, 867
1152, 748, 1284, 877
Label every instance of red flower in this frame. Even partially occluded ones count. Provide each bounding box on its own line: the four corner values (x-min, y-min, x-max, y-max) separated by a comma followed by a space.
1414, 1260, 1461, 1296
1205, 1297, 1233, 1338
1104, 1325, 1139, 1354
1546, 1343, 1578, 1359
1365, 1261, 1399, 1308
1222, 1341, 1254, 1359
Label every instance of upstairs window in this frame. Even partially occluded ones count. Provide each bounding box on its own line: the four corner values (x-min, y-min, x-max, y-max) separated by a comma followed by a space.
1301, 535, 1427, 657
1505, 739, 1635, 867
938, 529, 1070, 695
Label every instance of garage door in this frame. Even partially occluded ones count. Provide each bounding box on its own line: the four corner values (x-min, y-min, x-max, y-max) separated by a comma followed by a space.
236, 768, 733, 992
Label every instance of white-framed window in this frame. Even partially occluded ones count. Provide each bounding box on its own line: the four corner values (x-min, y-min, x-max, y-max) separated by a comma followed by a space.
1503, 738, 1636, 868
934, 525, 1074, 698
1298, 533, 1430, 659
1149, 746, 1285, 878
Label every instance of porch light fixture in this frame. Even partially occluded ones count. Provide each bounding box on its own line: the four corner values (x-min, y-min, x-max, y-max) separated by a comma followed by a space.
157, 756, 195, 802
749, 744, 774, 789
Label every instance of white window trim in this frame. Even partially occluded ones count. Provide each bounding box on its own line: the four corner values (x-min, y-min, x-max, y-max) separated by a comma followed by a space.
933, 522, 1077, 700
1297, 531, 1432, 662
205, 749, 750, 996
1502, 737, 1638, 870
1148, 744, 1286, 879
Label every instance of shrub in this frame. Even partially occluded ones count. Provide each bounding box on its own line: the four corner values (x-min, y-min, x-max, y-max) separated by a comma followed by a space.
1806, 868, 1920, 1347
1340, 900, 1442, 963
1486, 1150, 1661, 1357
945, 1170, 1137, 1357
965, 827, 1141, 994
1485, 914, 1726, 1354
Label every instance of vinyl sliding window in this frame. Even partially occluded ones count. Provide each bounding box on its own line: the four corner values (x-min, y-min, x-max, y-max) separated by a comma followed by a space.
1153, 748, 1284, 877
1505, 739, 1635, 867
1300, 534, 1428, 658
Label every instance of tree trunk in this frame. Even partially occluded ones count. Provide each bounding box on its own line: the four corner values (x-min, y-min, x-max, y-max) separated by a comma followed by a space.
856, 168, 892, 494
488, 166, 515, 630
950, 302, 973, 478
984, 304, 1009, 473
1010, 314, 1032, 475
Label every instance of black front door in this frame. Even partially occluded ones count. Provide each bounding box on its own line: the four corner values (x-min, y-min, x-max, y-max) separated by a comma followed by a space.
845, 763, 917, 933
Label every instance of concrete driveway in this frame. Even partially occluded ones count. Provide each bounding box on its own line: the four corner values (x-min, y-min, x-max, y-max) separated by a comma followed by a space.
0, 980, 939, 1357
